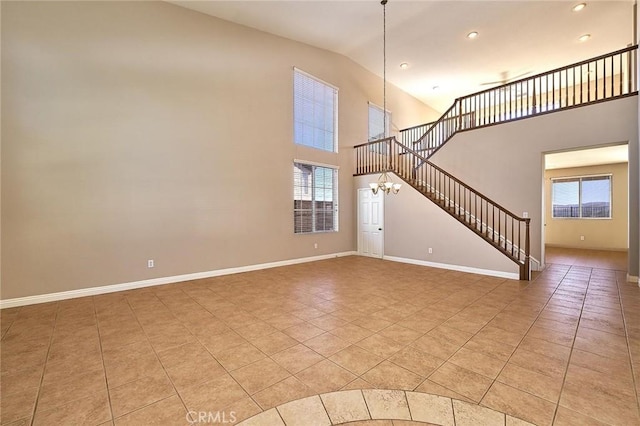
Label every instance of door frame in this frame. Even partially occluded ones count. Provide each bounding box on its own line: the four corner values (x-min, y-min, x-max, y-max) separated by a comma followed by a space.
357, 188, 384, 259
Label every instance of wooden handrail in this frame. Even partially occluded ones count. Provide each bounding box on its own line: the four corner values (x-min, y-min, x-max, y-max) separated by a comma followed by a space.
461, 44, 638, 100
353, 136, 396, 149
354, 137, 531, 280
412, 102, 458, 145
401, 45, 638, 156
397, 140, 528, 221
399, 121, 436, 133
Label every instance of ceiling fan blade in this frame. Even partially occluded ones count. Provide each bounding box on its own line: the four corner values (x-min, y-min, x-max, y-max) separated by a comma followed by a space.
505, 71, 531, 82
481, 70, 532, 86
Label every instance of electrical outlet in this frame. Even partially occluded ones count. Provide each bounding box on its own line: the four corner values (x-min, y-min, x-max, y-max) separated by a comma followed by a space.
428, 248, 433, 254
148, 259, 154, 268
523, 211, 529, 218
314, 243, 318, 249
580, 236, 585, 241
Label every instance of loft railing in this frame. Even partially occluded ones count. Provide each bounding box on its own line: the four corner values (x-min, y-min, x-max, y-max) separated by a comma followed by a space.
399, 121, 435, 146
354, 137, 531, 280
406, 45, 638, 157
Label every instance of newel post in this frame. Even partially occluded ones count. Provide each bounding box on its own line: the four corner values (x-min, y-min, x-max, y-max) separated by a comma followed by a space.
522, 218, 531, 281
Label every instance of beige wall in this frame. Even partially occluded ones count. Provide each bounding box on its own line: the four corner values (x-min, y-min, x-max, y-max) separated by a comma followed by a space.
637, 0, 640, 282
430, 96, 639, 274
354, 175, 519, 276
1, 1, 437, 300
545, 163, 629, 250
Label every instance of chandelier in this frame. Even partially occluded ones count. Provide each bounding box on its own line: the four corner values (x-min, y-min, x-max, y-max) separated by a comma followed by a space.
370, 171, 401, 195
370, 0, 401, 196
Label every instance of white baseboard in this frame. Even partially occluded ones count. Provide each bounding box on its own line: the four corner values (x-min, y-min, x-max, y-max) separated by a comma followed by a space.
627, 274, 639, 284
529, 256, 542, 271
383, 255, 520, 280
0, 251, 358, 309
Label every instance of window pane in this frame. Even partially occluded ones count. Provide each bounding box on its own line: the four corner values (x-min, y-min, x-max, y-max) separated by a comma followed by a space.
368, 105, 385, 142
294, 162, 337, 233
294, 70, 337, 152
581, 176, 611, 218
552, 175, 611, 219
368, 103, 390, 157
552, 179, 579, 218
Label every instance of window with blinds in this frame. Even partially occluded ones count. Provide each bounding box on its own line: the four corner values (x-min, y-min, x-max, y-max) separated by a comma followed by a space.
293, 162, 338, 233
293, 69, 337, 152
552, 175, 612, 218
368, 102, 390, 142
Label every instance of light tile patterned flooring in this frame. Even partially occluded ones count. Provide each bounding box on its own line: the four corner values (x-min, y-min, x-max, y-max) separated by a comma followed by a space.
545, 246, 629, 272
238, 389, 533, 425
1, 251, 639, 425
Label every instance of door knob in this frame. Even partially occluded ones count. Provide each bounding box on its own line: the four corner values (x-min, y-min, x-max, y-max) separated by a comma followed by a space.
378, 228, 383, 231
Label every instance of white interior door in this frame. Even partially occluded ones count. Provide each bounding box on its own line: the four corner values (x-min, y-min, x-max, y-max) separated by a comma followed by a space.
358, 188, 384, 258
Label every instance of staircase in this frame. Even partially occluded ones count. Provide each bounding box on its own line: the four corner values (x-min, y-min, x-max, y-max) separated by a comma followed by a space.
355, 137, 531, 279
354, 45, 638, 281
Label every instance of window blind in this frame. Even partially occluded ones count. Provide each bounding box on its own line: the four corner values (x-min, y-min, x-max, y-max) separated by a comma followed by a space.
294, 70, 337, 152
552, 175, 611, 218
293, 162, 338, 233
368, 103, 389, 142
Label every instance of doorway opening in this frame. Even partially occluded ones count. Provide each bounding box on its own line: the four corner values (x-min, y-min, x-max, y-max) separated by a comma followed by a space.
542, 144, 629, 271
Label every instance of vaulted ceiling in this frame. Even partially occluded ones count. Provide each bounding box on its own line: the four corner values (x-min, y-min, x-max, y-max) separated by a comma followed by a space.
171, 1, 635, 112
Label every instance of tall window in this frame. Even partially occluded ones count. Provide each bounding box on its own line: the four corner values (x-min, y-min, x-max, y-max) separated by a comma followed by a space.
294, 69, 338, 152
552, 175, 612, 218
368, 102, 390, 141
294, 162, 338, 233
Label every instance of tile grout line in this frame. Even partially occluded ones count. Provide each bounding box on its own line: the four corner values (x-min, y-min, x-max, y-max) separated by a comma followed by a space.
419, 267, 568, 406
93, 296, 116, 424
451, 396, 458, 426
164, 285, 274, 418
359, 388, 374, 422
409, 277, 519, 395
272, 403, 287, 426
615, 270, 640, 418
399, 390, 411, 422
316, 392, 333, 424
549, 265, 594, 425
0, 306, 22, 340
191, 294, 339, 412
29, 302, 60, 426
466, 265, 573, 421
120, 293, 194, 423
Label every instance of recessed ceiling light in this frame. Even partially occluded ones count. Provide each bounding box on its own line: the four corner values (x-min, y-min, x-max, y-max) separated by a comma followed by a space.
399, 62, 409, 70
578, 34, 591, 42
572, 3, 586, 12
467, 31, 479, 39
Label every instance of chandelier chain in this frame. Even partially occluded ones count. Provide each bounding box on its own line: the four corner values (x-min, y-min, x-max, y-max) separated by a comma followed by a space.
382, 0, 387, 138
370, 0, 400, 196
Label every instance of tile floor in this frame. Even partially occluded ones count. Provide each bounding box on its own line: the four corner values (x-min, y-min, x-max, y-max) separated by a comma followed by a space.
1, 251, 639, 425
238, 389, 534, 425
545, 247, 628, 272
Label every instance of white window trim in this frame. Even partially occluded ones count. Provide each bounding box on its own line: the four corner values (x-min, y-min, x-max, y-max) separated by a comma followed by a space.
368, 101, 392, 139
293, 67, 339, 91
293, 159, 339, 170
293, 67, 339, 153
293, 160, 339, 234
551, 173, 613, 220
